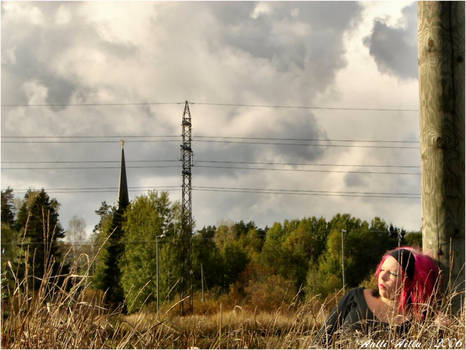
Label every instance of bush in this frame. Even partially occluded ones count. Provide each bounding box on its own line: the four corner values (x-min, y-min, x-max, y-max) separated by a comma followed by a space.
244, 274, 295, 312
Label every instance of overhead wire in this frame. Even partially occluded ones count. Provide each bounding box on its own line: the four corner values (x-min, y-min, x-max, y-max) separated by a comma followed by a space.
194, 135, 420, 144
2, 160, 179, 164
192, 139, 419, 149
193, 165, 420, 175
1, 134, 420, 143
2, 102, 184, 108
1, 159, 420, 169
195, 160, 420, 169
189, 101, 419, 112
2, 164, 420, 175
2, 102, 422, 210
192, 186, 420, 199
3, 185, 420, 198
1, 138, 420, 149
2, 100, 419, 112
2, 165, 179, 170
7, 186, 180, 194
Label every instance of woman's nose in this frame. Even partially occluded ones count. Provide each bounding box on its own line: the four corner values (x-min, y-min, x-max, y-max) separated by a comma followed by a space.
381, 271, 390, 281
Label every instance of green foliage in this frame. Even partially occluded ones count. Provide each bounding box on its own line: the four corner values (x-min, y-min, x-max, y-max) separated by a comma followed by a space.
220, 240, 249, 290
1, 187, 15, 226
239, 227, 264, 262
1, 188, 22, 294
192, 230, 224, 291
90, 204, 413, 310
404, 232, 422, 248
120, 191, 180, 313
91, 202, 116, 291
91, 197, 129, 305
15, 189, 65, 289
1, 223, 25, 300
260, 217, 329, 292
259, 222, 288, 275
306, 214, 398, 298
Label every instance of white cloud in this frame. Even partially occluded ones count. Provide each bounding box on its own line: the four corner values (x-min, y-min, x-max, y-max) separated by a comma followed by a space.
1, 1, 423, 236
251, 2, 273, 20
55, 5, 71, 25
23, 80, 48, 104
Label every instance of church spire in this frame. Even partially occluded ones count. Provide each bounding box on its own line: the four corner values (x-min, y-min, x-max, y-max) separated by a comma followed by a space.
118, 139, 129, 210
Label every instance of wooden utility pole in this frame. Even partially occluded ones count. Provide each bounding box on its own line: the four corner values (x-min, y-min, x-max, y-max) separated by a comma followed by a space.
418, 2, 465, 307
341, 229, 346, 292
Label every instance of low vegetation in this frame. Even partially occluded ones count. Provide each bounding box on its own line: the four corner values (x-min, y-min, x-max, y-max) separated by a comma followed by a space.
1, 188, 463, 348
1, 253, 464, 348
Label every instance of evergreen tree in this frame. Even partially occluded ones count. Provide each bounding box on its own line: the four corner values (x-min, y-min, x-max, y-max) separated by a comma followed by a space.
1, 187, 15, 226
91, 201, 115, 288
92, 201, 127, 305
15, 189, 65, 289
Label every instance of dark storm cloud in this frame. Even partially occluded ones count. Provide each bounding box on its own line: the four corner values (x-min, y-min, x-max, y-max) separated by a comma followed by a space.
206, 2, 363, 90
363, 2, 417, 79
191, 107, 328, 175
344, 172, 368, 188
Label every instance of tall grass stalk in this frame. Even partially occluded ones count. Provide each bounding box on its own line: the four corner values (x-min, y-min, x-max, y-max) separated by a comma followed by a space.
1, 224, 464, 348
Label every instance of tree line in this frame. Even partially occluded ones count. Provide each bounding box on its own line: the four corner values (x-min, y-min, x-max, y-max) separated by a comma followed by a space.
1, 188, 422, 313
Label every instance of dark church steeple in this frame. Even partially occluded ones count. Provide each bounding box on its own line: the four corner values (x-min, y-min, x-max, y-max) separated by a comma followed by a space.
118, 140, 129, 210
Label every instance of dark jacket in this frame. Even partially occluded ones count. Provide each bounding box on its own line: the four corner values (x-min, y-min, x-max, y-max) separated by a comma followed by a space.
320, 287, 411, 347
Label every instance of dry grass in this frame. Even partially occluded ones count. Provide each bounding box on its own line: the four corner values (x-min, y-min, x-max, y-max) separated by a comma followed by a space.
1, 250, 464, 348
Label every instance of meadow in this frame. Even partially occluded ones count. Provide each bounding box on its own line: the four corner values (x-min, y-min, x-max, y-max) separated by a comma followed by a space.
1, 253, 464, 349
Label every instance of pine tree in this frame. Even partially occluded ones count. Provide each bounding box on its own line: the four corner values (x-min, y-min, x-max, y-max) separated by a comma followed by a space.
93, 143, 130, 306
1, 187, 15, 226
15, 189, 65, 289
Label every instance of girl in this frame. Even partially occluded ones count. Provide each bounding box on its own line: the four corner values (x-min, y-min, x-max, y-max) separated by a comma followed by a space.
320, 247, 440, 347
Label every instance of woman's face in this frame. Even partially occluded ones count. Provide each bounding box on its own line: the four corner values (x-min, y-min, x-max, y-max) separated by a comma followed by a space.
378, 256, 404, 300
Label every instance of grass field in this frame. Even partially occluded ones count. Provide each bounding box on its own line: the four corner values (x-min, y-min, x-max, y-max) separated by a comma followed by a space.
1, 255, 464, 348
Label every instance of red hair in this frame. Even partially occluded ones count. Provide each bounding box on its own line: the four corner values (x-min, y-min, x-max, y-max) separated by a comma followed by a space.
375, 246, 440, 318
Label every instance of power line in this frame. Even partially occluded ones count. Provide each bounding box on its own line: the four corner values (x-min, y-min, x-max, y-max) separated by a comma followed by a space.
193, 165, 421, 176
194, 135, 420, 144
192, 139, 419, 149
1, 140, 179, 144
2, 160, 179, 164
1, 135, 179, 139
1, 138, 419, 149
189, 101, 419, 112
6, 186, 180, 194
2, 185, 420, 198
194, 186, 420, 196
2, 165, 180, 170
1, 159, 420, 169
192, 186, 420, 199
2, 101, 419, 112
1, 136, 170, 139
2, 102, 184, 108
2, 164, 420, 175
2, 134, 420, 143
195, 160, 420, 169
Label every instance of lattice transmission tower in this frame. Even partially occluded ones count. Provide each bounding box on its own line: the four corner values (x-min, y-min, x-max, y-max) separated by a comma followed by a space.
180, 100, 193, 315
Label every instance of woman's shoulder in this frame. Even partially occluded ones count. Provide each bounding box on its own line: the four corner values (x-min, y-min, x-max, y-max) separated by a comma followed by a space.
344, 286, 366, 299
336, 287, 365, 308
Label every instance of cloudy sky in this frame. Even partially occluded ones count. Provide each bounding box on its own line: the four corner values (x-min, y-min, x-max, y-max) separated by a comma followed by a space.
1, 1, 421, 238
